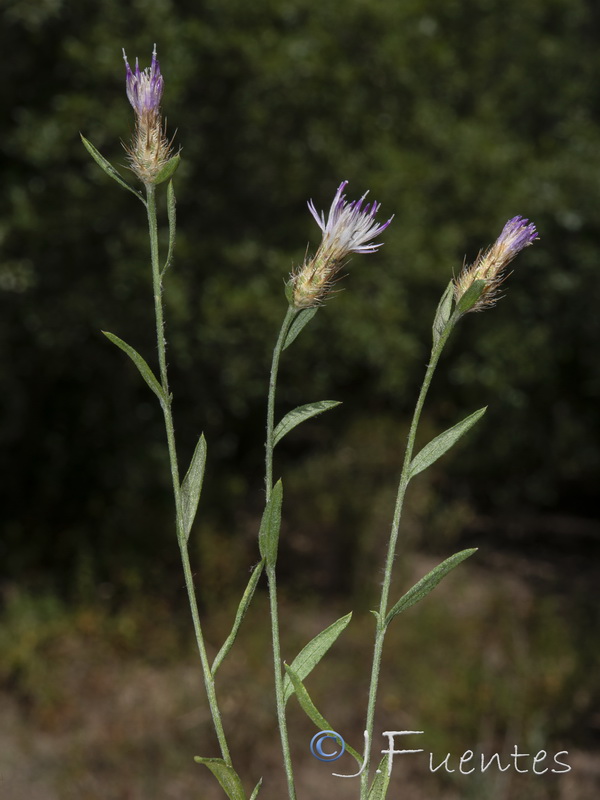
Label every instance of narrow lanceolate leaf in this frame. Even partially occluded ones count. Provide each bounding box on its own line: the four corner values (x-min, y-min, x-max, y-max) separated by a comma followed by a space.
282, 307, 318, 349
212, 559, 265, 676
249, 778, 262, 800
102, 331, 165, 405
258, 480, 283, 567
283, 664, 329, 736
385, 549, 477, 626
432, 280, 455, 346
154, 153, 181, 185
193, 758, 246, 800
409, 407, 487, 479
283, 612, 352, 704
284, 664, 362, 764
273, 401, 341, 446
80, 135, 144, 203
162, 179, 177, 277
180, 434, 207, 542
368, 756, 391, 800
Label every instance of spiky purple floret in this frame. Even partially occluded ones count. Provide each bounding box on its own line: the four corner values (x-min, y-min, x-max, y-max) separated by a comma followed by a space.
497, 216, 538, 255
122, 43, 164, 115
308, 180, 393, 255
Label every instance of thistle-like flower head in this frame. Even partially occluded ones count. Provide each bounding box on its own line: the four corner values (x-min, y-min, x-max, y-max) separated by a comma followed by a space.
123, 44, 164, 117
454, 216, 538, 313
308, 180, 393, 257
122, 44, 174, 185
290, 180, 393, 309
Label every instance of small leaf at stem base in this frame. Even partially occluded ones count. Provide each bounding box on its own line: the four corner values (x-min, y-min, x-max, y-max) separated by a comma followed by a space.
181, 434, 207, 542
385, 548, 477, 626
212, 559, 265, 676
273, 400, 341, 446
193, 758, 246, 800
258, 480, 283, 567
409, 407, 487, 478
284, 664, 362, 764
283, 612, 352, 703
367, 756, 391, 799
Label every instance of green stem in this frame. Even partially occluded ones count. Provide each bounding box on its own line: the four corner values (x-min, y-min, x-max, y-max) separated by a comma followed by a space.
267, 564, 297, 800
145, 184, 232, 766
265, 305, 298, 800
360, 317, 456, 799
266, 306, 297, 501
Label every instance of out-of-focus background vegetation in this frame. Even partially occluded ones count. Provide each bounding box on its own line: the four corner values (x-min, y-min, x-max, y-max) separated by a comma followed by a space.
1, 0, 599, 798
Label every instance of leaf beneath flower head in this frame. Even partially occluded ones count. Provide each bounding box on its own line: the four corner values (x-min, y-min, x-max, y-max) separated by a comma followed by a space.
283, 307, 318, 349
456, 278, 486, 314
154, 153, 181, 185
80, 135, 145, 203
162, 179, 177, 277
432, 280, 455, 345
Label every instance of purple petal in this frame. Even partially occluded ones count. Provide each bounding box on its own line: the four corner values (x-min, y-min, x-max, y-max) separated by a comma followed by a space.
308, 180, 393, 256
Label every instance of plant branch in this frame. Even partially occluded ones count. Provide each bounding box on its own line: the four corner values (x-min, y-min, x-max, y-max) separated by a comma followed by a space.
145, 184, 232, 766
360, 315, 457, 798
265, 305, 299, 800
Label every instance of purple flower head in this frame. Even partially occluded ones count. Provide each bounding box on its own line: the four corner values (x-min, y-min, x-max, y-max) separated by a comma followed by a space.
122, 43, 164, 117
308, 180, 393, 257
122, 44, 175, 185
454, 215, 539, 313
290, 180, 393, 309
495, 216, 538, 257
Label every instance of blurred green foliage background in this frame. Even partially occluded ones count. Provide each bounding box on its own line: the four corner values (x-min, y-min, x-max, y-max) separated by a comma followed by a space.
1, 0, 598, 594
1, 1, 600, 797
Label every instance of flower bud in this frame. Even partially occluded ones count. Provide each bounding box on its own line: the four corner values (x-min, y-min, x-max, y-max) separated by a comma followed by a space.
122, 44, 176, 185
453, 216, 538, 313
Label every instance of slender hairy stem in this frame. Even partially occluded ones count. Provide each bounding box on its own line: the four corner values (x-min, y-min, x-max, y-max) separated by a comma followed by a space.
267, 564, 297, 799
145, 184, 232, 765
265, 305, 299, 800
266, 306, 298, 501
360, 317, 456, 798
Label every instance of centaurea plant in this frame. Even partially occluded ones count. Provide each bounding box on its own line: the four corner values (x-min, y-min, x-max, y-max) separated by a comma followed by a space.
82, 46, 538, 800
